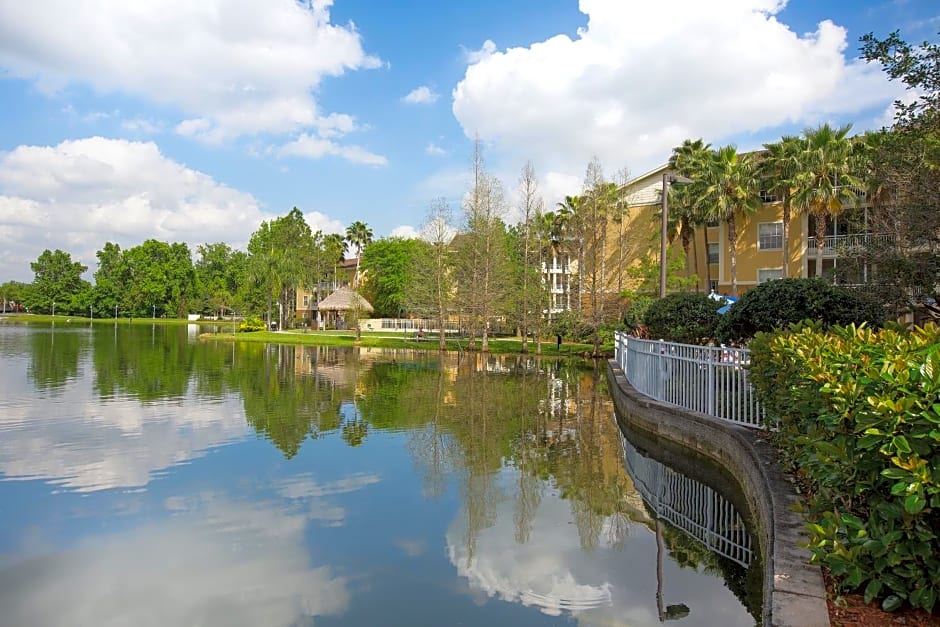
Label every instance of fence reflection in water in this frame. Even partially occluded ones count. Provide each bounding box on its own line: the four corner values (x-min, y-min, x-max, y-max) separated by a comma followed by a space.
621, 432, 754, 569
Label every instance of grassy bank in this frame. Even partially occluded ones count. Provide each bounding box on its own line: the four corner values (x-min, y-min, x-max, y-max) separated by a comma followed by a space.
203, 329, 600, 357
0, 314, 603, 357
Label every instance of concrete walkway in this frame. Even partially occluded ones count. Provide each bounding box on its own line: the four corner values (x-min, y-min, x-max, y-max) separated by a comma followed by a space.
605, 359, 830, 627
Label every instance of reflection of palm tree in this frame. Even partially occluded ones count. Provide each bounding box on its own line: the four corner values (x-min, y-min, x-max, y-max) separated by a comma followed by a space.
656, 519, 691, 622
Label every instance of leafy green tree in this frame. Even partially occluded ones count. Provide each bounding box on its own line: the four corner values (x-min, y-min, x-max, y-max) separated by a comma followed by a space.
247, 208, 316, 329
28, 249, 89, 314
360, 237, 421, 318
120, 239, 196, 317
1, 280, 30, 312
854, 30, 940, 317
92, 242, 124, 318
195, 242, 245, 316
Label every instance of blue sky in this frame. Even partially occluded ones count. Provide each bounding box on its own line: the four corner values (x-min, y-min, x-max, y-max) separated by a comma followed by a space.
0, 0, 937, 282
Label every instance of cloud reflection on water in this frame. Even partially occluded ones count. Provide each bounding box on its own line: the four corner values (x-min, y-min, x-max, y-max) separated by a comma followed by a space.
0, 495, 349, 627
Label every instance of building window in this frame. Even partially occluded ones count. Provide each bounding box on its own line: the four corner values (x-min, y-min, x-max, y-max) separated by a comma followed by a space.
708, 279, 718, 293
707, 243, 719, 264
302, 295, 309, 307
758, 268, 783, 284
759, 189, 778, 203
706, 218, 719, 227
758, 222, 783, 250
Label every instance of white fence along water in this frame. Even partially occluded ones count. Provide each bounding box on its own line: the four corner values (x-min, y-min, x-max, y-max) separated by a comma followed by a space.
614, 332, 765, 428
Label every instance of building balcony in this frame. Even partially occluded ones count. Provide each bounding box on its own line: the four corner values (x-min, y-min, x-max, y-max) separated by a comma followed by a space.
807, 233, 891, 257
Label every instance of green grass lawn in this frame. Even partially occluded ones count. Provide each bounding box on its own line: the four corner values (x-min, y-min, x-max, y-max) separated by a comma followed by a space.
0, 314, 607, 357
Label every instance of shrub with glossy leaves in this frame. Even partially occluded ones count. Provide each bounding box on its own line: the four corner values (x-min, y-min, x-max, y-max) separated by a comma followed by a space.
749, 322, 940, 612
238, 316, 265, 332
643, 292, 721, 344
716, 278, 885, 343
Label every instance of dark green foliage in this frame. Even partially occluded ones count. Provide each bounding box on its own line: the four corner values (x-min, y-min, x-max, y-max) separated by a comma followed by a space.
622, 294, 655, 335
28, 249, 90, 314
360, 237, 421, 318
716, 278, 885, 343
550, 309, 593, 342
643, 292, 720, 344
748, 322, 940, 612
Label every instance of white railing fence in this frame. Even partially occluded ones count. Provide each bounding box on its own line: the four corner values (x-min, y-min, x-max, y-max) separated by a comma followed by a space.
614, 332, 765, 428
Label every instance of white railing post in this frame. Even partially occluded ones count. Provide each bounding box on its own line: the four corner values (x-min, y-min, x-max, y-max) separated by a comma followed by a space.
706, 350, 716, 417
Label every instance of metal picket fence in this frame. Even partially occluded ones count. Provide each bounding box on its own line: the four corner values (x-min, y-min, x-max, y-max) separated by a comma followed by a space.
614, 332, 765, 428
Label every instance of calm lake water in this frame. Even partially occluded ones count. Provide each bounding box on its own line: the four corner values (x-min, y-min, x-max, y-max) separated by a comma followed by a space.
0, 321, 760, 626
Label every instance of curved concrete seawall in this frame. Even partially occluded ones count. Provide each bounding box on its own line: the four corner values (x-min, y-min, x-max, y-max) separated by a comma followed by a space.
606, 359, 829, 627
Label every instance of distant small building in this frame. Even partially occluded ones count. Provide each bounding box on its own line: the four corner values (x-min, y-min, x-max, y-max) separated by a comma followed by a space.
295, 257, 360, 325
316, 286, 374, 329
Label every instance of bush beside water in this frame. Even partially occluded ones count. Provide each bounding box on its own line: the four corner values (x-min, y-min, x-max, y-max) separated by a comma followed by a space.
717, 278, 886, 343
748, 322, 940, 613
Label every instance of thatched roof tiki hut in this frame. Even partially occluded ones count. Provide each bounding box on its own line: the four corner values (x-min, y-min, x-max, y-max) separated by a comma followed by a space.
316, 287, 374, 329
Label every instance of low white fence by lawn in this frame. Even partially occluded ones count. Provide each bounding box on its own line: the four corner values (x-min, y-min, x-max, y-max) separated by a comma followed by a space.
614, 332, 765, 428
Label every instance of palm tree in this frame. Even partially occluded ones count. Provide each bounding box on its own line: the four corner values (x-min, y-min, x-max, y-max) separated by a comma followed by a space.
555, 195, 582, 311
791, 123, 863, 278
322, 233, 348, 291
669, 139, 712, 288
697, 145, 761, 297
760, 135, 805, 277
345, 221, 373, 287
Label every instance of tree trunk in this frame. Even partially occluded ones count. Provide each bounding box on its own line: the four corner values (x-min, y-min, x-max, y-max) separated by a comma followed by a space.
815, 213, 827, 278
781, 196, 791, 278
728, 217, 739, 297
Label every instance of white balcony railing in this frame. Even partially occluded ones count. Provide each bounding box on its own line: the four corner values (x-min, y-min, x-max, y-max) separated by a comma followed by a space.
806, 232, 891, 257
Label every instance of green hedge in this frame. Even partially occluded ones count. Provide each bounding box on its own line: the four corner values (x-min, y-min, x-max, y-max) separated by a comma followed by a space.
717, 278, 885, 343
748, 322, 940, 612
643, 292, 721, 344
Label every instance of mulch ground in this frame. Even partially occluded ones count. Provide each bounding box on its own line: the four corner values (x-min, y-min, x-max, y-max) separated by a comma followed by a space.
825, 572, 940, 626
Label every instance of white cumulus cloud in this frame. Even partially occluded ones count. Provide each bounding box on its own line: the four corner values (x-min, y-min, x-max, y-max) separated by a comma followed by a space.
452, 0, 904, 187
0, 0, 382, 149
402, 85, 440, 105
0, 137, 272, 280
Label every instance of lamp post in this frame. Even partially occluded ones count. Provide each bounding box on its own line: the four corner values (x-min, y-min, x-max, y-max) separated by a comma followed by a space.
52, 300, 55, 317
660, 173, 693, 298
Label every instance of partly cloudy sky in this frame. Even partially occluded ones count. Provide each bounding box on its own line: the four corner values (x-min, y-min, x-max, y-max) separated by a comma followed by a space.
0, 0, 936, 281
